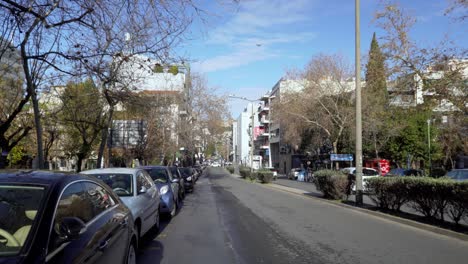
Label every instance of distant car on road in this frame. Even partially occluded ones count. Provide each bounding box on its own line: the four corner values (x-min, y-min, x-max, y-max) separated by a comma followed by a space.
211, 162, 221, 167
140, 166, 181, 218
288, 168, 304, 180
446, 169, 468, 182
0, 170, 136, 264
386, 168, 424, 177
81, 168, 161, 244
341, 167, 380, 191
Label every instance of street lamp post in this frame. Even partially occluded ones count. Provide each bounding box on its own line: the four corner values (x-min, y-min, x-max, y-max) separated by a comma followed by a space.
355, 0, 364, 205
427, 119, 431, 176
229, 95, 258, 173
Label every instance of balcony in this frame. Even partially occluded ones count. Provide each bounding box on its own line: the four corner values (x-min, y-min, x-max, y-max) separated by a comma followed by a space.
258, 104, 270, 113
260, 145, 270, 149
260, 116, 271, 124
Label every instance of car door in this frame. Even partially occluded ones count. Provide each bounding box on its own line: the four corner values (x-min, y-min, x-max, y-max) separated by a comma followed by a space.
81, 181, 129, 264
45, 182, 106, 264
136, 171, 159, 235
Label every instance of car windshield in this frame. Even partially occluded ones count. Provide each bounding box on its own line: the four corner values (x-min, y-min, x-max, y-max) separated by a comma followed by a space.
363, 169, 379, 176
145, 168, 169, 183
179, 168, 192, 177
0, 185, 45, 256
89, 174, 133, 196
169, 167, 180, 178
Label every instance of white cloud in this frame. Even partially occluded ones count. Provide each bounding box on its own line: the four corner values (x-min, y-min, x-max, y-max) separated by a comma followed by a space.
197, 0, 317, 73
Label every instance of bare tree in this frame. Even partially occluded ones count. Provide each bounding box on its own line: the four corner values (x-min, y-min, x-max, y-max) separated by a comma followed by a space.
276, 54, 355, 159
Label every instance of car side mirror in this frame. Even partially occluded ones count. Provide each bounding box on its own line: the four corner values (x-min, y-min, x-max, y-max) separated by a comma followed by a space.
171, 178, 180, 183
58, 217, 86, 241
138, 186, 147, 194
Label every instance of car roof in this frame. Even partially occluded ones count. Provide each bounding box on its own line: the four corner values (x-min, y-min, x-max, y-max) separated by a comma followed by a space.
81, 168, 141, 175
0, 170, 86, 185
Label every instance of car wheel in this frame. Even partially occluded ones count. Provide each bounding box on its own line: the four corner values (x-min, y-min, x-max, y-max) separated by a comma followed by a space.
126, 241, 137, 264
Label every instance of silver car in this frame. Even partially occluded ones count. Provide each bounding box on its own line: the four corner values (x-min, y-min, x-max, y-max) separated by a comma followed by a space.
81, 168, 160, 243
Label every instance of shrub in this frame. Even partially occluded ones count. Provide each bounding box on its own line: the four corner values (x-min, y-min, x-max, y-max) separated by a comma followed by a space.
367, 176, 468, 223
366, 177, 409, 211
313, 170, 348, 200
226, 166, 235, 174
256, 170, 274, 184
447, 182, 468, 225
239, 167, 251, 179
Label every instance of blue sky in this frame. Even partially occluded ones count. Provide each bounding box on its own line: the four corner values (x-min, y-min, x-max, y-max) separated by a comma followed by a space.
183, 0, 467, 117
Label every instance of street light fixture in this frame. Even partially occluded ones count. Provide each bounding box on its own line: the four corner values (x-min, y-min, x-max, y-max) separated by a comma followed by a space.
229, 94, 258, 173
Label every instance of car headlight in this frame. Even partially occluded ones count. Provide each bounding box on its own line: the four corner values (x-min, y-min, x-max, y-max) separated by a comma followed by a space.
160, 185, 169, 195
186, 176, 192, 181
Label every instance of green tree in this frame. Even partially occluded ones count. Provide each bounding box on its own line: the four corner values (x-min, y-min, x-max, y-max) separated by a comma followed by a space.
362, 33, 394, 159
386, 108, 441, 172
60, 80, 107, 172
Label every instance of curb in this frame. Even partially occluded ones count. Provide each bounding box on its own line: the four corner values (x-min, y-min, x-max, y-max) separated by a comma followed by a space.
264, 182, 468, 242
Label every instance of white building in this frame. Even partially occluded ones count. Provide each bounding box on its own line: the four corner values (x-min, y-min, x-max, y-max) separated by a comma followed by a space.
234, 103, 260, 166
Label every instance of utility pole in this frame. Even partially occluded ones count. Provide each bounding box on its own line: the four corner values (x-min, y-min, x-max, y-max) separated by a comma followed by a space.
268, 96, 272, 168
355, 0, 363, 205
250, 102, 255, 173
427, 119, 431, 176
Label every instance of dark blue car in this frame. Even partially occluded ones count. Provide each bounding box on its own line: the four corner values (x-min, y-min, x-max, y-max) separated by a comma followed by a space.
0, 170, 136, 264
140, 166, 180, 218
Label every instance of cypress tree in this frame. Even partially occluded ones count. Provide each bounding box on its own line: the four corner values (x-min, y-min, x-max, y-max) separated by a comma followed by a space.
365, 32, 388, 101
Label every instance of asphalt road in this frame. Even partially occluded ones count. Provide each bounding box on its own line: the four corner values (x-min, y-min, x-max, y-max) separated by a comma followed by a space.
137, 168, 468, 264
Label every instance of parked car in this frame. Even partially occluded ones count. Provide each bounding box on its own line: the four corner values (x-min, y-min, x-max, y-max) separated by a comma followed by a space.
446, 169, 468, 181
211, 162, 221, 167
140, 166, 180, 218
341, 167, 380, 191
178, 167, 196, 192
288, 168, 304, 180
0, 170, 136, 264
193, 165, 202, 181
386, 168, 424, 177
81, 168, 160, 244
169, 166, 186, 200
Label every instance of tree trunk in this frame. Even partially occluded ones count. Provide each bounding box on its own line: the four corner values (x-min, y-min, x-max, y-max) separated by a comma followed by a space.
97, 105, 114, 168
30, 87, 44, 169
373, 131, 379, 159
0, 154, 9, 169
333, 141, 339, 170
76, 154, 84, 172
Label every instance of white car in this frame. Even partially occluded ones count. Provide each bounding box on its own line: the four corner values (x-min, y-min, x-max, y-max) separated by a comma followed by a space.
81, 168, 161, 243
211, 162, 221, 167
341, 167, 380, 191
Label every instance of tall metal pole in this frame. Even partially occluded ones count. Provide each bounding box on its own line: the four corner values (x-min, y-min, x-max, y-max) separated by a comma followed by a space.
355, 0, 363, 205
427, 119, 431, 176
250, 103, 255, 173
268, 96, 272, 168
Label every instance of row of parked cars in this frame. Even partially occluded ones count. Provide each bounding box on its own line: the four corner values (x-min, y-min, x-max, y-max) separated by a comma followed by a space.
0, 165, 205, 264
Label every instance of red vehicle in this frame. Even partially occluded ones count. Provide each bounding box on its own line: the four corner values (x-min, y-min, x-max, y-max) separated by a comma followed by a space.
365, 159, 390, 176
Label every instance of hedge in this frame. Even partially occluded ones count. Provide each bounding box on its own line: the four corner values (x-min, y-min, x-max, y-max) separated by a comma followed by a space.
366, 177, 468, 224
256, 170, 274, 184
239, 166, 252, 179
226, 166, 235, 174
313, 170, 349, 200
